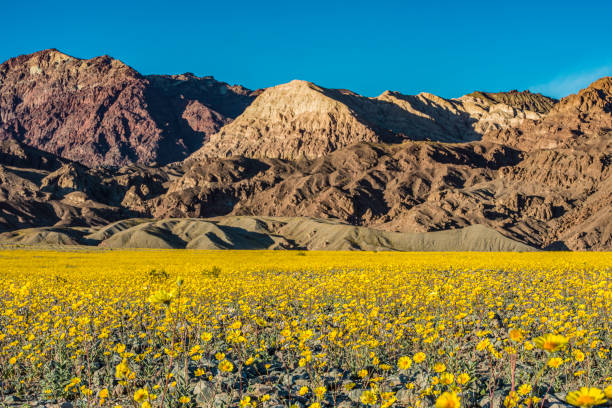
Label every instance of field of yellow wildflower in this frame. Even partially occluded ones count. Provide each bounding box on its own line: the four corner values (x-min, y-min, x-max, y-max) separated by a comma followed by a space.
0, 250, 611, 408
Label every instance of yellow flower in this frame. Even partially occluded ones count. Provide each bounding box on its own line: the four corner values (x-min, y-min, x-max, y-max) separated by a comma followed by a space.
215, 352, 226, 360
533, 334, 568, 352
309, 403, 321, 408
179, 396, 191, 404
361, 390, 378, 405
436, 391, 460, 408
604, 386, 612, 399
457, 373, 470, 385
413, 352, 426, 363
66, 377, 81, 389
299, 386, 309, 396
314, 386, 326, 400
573, 349, 585, 362
358, 369, 369, 378
381, 391, 395, 401
148, 289, 176, 306
566, 387, 607, 407
381, 396, 397, 408
115, 358, 130, 379
4, 242, 612, 408
547, 357, 564, 368
218, 359, 234, 372
134, 388, 149, 403
398, 356, 412, 370
440, 373, 454, 385
517, 384, 532, 396
141, 403, 152, 408
239, 396, 252, 408
434, 363, 446, 373
477, 338, 491, 351
504, 391, 520, 408
509, 329, 524, 342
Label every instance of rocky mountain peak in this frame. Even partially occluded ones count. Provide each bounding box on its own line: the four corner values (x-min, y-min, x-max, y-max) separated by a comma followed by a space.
554, 76, 612, 114
0, 49, 141, 86
0, 49, 255, 167
465, 89, 557, 114
482, 77, 612, 150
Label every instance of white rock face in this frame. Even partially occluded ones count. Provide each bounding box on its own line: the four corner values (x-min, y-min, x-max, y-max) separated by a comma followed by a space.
196, 80, 380, 160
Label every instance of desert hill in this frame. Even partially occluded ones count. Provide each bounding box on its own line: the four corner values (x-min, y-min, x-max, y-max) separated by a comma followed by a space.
195, 79, 550, 160
0, 49, 255, 166
465, 90, 557, 114
2, 132, 610, 250
0, 137, 178, 231
0, 216, 536, 252
1, 49, 611, 250
484, 77, 612, 150
0, 50, 563, 165
156, 138, 610, 250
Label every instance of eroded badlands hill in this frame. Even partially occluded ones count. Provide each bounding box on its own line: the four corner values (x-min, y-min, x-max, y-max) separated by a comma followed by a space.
195, 80, 552, 160
484, 77, 612, 150
1, 48, 611, 251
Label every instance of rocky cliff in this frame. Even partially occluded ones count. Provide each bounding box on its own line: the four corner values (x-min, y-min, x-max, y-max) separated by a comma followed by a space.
0, 49, 255, 166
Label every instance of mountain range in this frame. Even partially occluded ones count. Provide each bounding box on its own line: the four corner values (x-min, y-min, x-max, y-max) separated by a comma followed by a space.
1, 49, 611, 250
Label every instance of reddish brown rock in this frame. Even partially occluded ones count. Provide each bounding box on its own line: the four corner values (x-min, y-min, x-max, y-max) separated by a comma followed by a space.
0, 49, 255, 166
485, 77, 612, 151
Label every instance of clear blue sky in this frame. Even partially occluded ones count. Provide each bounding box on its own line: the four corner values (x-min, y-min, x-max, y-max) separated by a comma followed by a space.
3, 0, 612, 98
